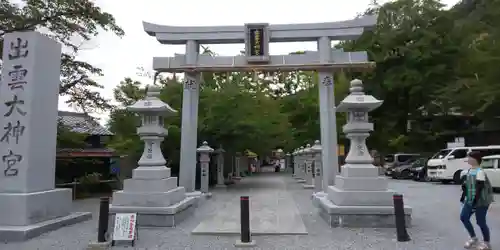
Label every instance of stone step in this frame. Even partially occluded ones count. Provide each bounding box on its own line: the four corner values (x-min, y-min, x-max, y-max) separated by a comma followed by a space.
327, 186, 394, 206
112, 186, 186, 207
123, 177, 178, 193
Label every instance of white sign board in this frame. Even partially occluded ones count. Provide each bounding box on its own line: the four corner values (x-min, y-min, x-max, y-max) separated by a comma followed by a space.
112, 213, 137, 241
447, 142, 465, 149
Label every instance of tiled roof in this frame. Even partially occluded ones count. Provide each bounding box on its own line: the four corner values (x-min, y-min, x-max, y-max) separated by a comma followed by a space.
58, 111, 113, 136
57, 148, 115, 153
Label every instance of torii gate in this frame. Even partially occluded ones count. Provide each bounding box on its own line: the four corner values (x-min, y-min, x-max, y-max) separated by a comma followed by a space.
143, 15, 377, 193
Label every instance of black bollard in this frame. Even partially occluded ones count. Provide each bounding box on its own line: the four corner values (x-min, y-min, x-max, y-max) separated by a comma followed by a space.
240, 196, 251, 243
97, 197, 110, 243
393, 194, 411, 242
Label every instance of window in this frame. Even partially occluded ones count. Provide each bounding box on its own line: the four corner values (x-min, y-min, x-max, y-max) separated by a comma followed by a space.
384, 155, 395, 163
480, 159, 495, 169
397, 155, 415, 163
431, 149, 451, 159
475, 149, 500, 158
451, 149, 468, 159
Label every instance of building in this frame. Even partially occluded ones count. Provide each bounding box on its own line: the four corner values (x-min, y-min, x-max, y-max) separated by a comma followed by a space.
56, 111, 119, 198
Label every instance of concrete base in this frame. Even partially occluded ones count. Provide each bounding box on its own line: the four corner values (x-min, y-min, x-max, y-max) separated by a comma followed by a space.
233, 176, 242, 180
202, 192, 212, 198
186, 191, 203, 198
234, 240, 256, 248
0, 212, 91, 242
311, 191, 326, 207
0, 188, 92, 242
215, 184, 227, 188
302, 184, 314, 189
112, 186, 186, 207
87, 241, 111, 250
110, 196, 196, 227
0, 188, 73, 226
327, 185, 395, 206
316, 196, 412, 228
296, 179, 306, 183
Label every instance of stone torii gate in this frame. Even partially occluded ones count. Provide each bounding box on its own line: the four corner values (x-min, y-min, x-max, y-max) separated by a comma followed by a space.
143, 16, 376, 194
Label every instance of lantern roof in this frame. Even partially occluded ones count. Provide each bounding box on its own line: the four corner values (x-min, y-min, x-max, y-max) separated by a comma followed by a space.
337, 79, 383, 112
128, 85, 177, 115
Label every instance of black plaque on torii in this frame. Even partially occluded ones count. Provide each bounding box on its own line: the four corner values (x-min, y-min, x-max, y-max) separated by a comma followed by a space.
244, 23, 270, 64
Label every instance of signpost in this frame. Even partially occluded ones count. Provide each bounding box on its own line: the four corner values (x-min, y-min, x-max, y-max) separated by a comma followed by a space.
111, 213, 138, 246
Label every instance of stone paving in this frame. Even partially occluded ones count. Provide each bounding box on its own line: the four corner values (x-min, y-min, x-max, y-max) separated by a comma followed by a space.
192, 174, 307, 235
2, 170, 500, 250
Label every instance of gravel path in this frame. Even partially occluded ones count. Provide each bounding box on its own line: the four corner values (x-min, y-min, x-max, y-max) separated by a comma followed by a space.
2, 171, 499, 250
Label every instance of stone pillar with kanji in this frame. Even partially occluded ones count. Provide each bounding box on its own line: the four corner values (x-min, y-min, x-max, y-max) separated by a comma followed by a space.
296, 146, 306, 183
233, 153, 242, 180
214, 146, 226, 188
292, 149, 299, 178
311, 140, 323, 193
197, 141, 214, 195
302, 144, 314, 189
0, 31, 91, 242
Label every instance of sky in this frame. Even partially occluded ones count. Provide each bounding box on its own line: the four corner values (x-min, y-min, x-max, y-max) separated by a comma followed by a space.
64, 0, 460, 122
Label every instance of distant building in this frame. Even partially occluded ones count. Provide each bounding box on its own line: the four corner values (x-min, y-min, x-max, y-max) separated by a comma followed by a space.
57, 111, 115, 158
55, 111, 120, 195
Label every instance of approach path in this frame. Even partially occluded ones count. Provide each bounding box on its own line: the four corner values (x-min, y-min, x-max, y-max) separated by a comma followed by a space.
192, 172, 307, 235
3, 170, 500, 249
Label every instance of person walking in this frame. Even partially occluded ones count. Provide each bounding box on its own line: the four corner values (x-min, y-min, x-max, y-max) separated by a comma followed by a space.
460, 151, 494, 250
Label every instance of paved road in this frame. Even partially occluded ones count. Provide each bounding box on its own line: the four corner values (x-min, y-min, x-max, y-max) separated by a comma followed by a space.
2, 172, 500, 250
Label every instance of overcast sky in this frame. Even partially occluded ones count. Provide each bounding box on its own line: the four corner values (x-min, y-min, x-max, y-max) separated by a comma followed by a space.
64, 0, 460, 121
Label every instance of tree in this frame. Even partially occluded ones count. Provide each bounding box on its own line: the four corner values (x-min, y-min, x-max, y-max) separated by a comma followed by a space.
0, 0, 124, 112
436, 0, 500, 121
337, 0, 466, 152
56, 121, 87, 148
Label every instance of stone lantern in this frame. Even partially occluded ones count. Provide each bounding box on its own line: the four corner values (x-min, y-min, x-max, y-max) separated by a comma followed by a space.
292, 149, 299, 179
110, 85, 196, 227
310, 140, 323, 193
197, 141, 214, 195
316, 79, 412, 228
276, 148, 284, 170
296, 146, 306, 183
302, 144, 314, 189
233, 152, 242, 180
285, 153, 291, 172
214, 146, 226, 188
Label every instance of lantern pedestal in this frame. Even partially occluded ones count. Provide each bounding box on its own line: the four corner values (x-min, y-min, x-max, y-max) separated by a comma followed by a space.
317, 164, 412, 227
109, 86, 197, 227
316, 79, 412, 228
110, 166, 197, 227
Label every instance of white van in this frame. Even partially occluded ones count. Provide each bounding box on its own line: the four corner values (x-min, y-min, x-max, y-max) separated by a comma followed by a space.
480, 155, 500, 189
427, 146, 500, 184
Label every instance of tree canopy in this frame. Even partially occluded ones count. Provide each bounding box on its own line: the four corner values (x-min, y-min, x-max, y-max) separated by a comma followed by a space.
107, 0, 500, 168
1, 0, 124, 112
4, 0, 499, 168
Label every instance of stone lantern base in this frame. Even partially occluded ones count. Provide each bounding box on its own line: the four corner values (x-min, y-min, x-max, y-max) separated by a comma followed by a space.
109, 166, 197, 227
316, 164, 412, 228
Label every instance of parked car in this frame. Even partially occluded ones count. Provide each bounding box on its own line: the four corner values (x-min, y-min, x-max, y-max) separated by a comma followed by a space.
391, 158, 426, 179
480, 155, 500, 190
410, 158, 428, 181
384, 153, 421, 176
427, 145, 500, 184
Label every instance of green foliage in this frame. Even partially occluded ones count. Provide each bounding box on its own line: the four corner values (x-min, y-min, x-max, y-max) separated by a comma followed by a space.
0, 0, 124, 112
108, 0, 500, 162
336, 0, 500, 152
57, 121, 87, 148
